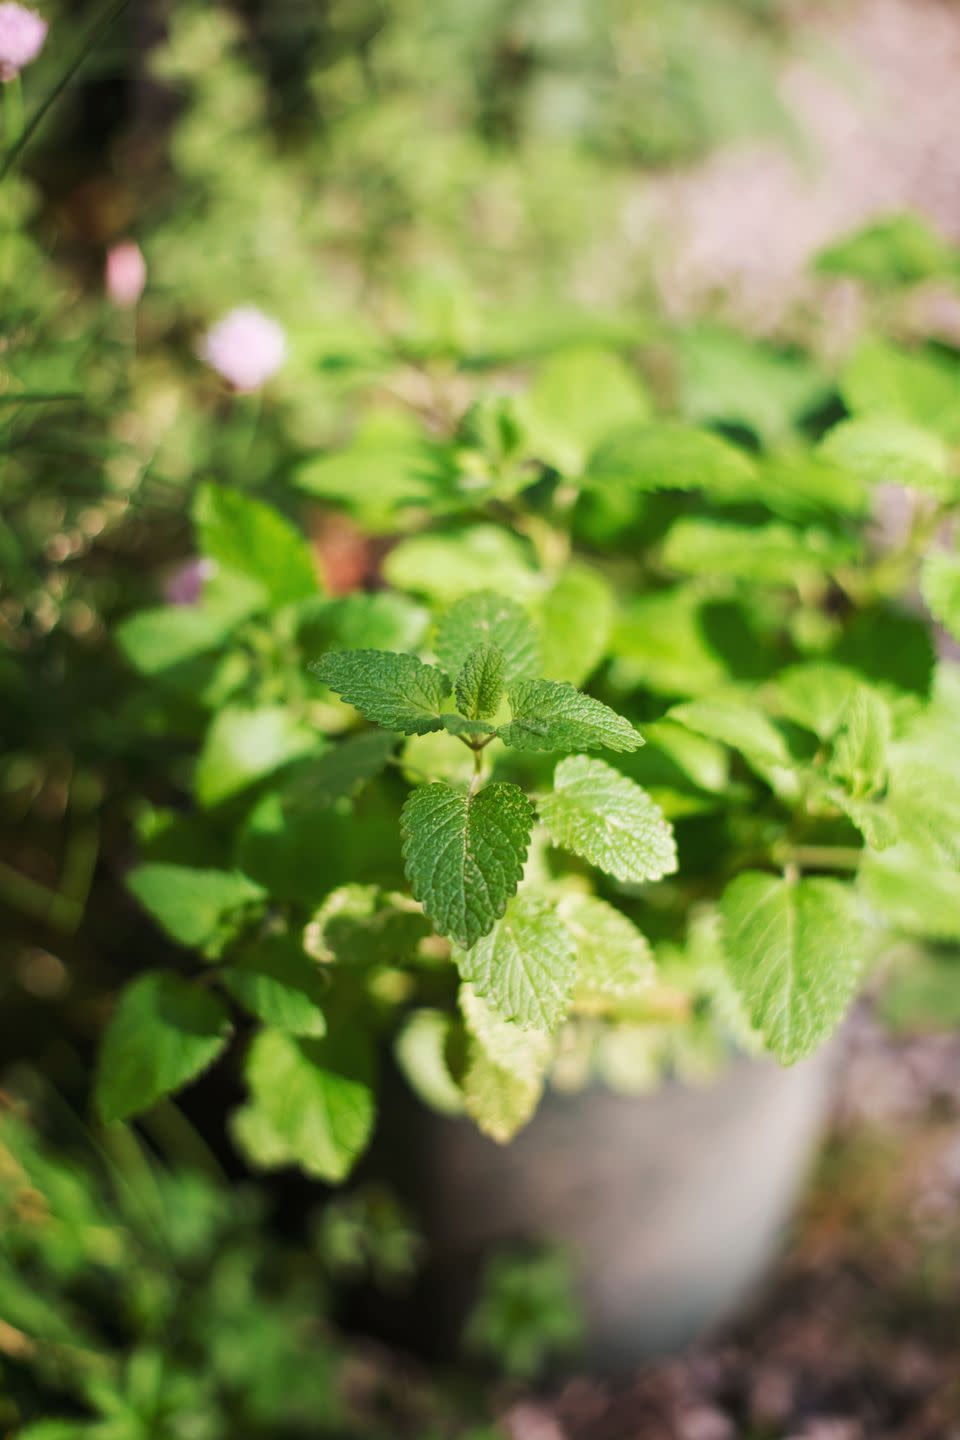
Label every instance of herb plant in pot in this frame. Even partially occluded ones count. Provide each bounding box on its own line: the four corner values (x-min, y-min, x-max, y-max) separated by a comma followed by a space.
103, 311, 960, 1365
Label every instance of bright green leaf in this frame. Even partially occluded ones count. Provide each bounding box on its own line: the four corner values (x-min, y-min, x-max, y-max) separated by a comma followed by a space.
401, 781, 534, 949
238, 1027, 376, 1182
557, 893, 655, 1002
193, 483, 319, 608
538, 755, 677, 884
669, 693, 791, 769
720, 872, 864, 1064
921, 549, 960, 642
537, 563, 615, 686
96, 972, 232, 1123
195, 704, 319, 807
841, 338, 960, 442
394, 1010, 465, 1116
456, 645, 505, 721
860, 842, 960, 942
304, 884, 430, 967
220, 935, 327, 1038
829, 686, 891, 798
384, 526, 538, 603
585, 421, 755, 497
518, 346, 652, 474
459, 986, 551, 1143
820, 417, 953, 497
127, 864, 266, 948
115, 606, 233, 675
815, 213, 956, 287
311, 649, 450, 735
434, 590, 541, 684
456, 893, 575, 1033
498, 679, 642, 754
663, 518, 853, 584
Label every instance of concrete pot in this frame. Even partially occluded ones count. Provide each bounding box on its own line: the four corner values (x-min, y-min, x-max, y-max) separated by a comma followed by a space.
416, 1050, 833, 1366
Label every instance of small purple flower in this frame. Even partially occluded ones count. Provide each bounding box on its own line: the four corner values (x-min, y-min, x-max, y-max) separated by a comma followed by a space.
164, 557, 213, 607
105, 241, 147, 308
201, 307, 288, 393
0, 4, 47, 82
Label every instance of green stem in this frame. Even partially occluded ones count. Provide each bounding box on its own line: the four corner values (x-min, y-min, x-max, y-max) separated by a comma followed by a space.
0, 0, 134, 185
3, 75, 21, 286
773, 843, 863, 873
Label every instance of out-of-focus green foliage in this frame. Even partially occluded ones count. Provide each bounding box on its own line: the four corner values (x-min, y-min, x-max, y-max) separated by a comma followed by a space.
0, 1099, 427, 1438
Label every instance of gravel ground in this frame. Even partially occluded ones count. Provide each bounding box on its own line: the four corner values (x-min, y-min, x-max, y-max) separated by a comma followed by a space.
648, 0, 960, 329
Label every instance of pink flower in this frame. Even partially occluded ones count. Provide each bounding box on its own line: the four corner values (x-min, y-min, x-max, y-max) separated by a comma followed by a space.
201, 307, 287, 393
0, 4, 47, 82
105, 241, 147, 308
163, 557, 213, 606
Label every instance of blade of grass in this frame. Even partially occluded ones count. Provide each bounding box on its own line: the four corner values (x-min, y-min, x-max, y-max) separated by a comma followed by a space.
0, 0, 134, 185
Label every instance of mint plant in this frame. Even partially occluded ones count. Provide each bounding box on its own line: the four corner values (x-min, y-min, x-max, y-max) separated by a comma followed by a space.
89, 213, 960, 1185
312, 621, 672, 963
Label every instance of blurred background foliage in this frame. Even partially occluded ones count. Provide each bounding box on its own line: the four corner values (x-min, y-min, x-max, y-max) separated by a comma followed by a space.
4, 0, 960, 1434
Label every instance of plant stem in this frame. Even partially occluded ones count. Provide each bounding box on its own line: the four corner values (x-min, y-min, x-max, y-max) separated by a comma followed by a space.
0, 0, 134, 185
774, 843, 863, 873
3, 75, 21, 287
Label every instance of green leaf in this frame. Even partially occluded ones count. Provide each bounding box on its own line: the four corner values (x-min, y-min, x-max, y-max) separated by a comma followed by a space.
610, 586, 731, 697
455, 893, 575, 1033
585, 421, 754, 497
537, 563, 615, 686
820, 417, 953, 497
304, 884, 430, 967
859, 842, 960, 941
384, 526, 538, 603
311, 649, 450, 735
401, 781, 534, 949
498, 679, 642, 754
677, 327, 828, 445
127, 864, 266, 948
840, 338, 960, 442
299, 591, 429, 656
826, 787, 899, 851
815, 213, 956, 286
220, 935, 327, 1038
286, 730, 396, 810
115, 606, 233, 675
518, 346, 652, 474
921, 549, 960, 642
434, 590, 541, 684
669, 692, 791, 769
663, 518, 853, 584
193, 483, 319, 608
884, 755, 960, 869
720, 873, 864, 1064
239, 787, 402, 908
295, 413, 432, 528
556, 893, 654, 1002
394, 1010, 465, 1116
459, 986, 551, 1143
828, 687, 891, 798
833, 607, 935, 697
439, 713, 497, 738
195, 704, 319, 807
757, 454, 868, 521
772, 662, 863, 739
237, 1028, 376, 1182
96, 972, 232, 1123
456, 645, 505, 721
538, 756, 677, 884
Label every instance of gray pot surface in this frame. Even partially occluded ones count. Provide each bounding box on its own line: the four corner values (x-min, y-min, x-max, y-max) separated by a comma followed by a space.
418, 1049, 834, 1366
